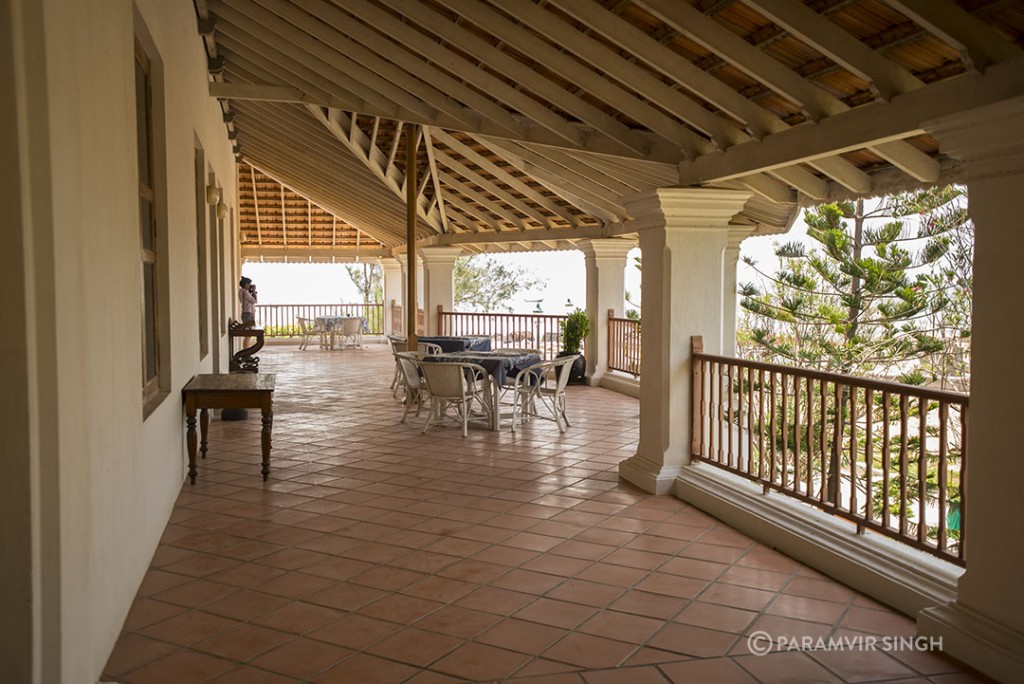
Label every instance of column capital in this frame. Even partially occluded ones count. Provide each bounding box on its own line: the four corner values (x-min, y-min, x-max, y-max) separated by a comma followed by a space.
418, 245, 464, 265
577, 238, 636, 260
393, 253, 409, 269
380, 256, 402, 271
926, 96, 1024, 179
622, 188, 751, 232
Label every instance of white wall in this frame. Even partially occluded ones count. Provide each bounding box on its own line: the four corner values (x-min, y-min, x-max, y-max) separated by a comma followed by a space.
5, 0, 237, 679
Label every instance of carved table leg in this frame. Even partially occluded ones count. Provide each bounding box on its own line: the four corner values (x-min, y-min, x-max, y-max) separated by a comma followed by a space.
186, 412, 198, 485
261, 407, 273, 481
200, 408, 209, 459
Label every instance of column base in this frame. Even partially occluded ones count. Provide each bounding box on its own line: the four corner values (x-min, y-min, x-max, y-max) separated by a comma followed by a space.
618, 454, 683, 495
918, 601, 1024, 682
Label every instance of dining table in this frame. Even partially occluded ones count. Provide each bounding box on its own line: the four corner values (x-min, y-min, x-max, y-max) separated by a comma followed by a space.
315, 315, 365, 349
423, 350, 542, 430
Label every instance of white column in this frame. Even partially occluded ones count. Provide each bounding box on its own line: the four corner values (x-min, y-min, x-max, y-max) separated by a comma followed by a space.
618, 188, 751, 495
380, 257, 402, 336
578, 238, 635, 384
419, 246, 463, 336
394, 254, 409, 335
721, 230, 750, 357
917, 100, 1024, 682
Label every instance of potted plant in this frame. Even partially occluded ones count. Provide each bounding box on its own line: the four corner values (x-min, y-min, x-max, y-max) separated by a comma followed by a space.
559, 308, 590, 384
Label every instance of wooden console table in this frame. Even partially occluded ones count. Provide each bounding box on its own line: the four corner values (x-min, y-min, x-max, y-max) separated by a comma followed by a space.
182, 373, 276, 484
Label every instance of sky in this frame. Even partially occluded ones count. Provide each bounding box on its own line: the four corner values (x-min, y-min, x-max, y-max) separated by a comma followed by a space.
241, 216, 809, 314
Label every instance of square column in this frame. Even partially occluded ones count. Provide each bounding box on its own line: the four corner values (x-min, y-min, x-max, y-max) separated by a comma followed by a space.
721, 229, 752, 357
578, 238, 635, 384
618, 188, 751, 495
917, 100, 1024, 682
419, 246, 463, 336
381, 257, 403, 336
393, 254, 409, 335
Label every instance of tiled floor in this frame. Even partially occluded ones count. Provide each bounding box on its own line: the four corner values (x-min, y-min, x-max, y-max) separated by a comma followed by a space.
103, 344, 986, 683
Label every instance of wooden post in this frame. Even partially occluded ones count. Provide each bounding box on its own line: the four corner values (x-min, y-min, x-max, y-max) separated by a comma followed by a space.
691, 336, 704, 458
405, 123, 418, 347
436, 304, 443, 335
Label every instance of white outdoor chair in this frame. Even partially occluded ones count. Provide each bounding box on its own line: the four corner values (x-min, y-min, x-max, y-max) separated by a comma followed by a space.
394, 352, 429, 424
388, 335, 409, 397
338, 317, 363, 349
297, 317, 327, 350
419, 361, 493, 437
510, 355, 578, 433
418, 341, 443, 355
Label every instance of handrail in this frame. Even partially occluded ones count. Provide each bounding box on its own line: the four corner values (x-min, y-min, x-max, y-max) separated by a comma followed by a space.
608, 314, 640, 377
695, 350, 968, 405
690, 335, 967, 566
437, 309, 569, 360
254, 303, 384, 337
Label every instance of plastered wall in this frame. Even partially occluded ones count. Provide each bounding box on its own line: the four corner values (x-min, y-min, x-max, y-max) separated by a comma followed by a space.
10, 0, 238, 679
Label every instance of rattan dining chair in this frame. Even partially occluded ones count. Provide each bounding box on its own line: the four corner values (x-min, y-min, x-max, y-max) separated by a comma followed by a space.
394, 352, 429, 424
419, 361, 492, 437
509, 355, 578, 433
297, 317, 327, 350
338, 317, 363, 349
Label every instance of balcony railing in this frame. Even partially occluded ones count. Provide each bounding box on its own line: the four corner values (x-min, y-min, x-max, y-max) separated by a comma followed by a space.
690, 336, 967, 566
437, 309, 568, 359
608, 315, 641, 377
390, 300, 425, 336
255, 303, 383, 337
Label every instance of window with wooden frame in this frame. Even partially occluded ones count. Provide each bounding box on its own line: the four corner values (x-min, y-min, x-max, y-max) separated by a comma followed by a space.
135, 38, 167, 412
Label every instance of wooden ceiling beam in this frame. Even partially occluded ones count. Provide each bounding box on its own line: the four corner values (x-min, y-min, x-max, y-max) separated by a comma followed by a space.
744, 0, 923, 100
479, 138, 627, 219
437, 171, 528, 229
502, 0, 739, 148
376, 0, 649, 159
432, 147, 553, 228
429, 129, 579, 226
421, 127, 451, 235
677, 55, 1024, 185
885, 0, 1022, 72
807, 156, 872, 194
635, 0, 844, 120
768, 166, 830, 201
868, 141, 940, 182
435, 0, 710, 152
545, 0, 784, 139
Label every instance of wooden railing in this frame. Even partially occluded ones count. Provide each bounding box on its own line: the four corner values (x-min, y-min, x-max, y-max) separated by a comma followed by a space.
690, 336, 967, 566
608, 315, 641, 377
255, 303, 384, 337
437, 309, 569, 359
390, 300, 424, 335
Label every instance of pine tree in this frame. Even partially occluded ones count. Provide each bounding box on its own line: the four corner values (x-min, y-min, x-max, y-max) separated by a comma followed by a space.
738, 187, 972, 508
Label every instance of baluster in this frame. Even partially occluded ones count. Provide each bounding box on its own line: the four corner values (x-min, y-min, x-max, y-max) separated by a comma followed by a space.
758, 368, 765, 481
746, 366, 754, 476
882, 392, 891, 529
768, 371, 777, 485
793, 373, 801, 492
918, 396, 928, 544
864, 388, 874, 526
849, 386, 858, 515
805, 376, 813, 498
959, 403, 968, 564
899, 394, 909, 537
780, 372, 788, 488
819, 379, 827, 503
832, 382, 842, 507
727, 363, 735, 468
938, 401, 948, 553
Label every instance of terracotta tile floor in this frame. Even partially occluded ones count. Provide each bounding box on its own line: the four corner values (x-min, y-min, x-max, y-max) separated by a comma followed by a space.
103, 344, 987, 683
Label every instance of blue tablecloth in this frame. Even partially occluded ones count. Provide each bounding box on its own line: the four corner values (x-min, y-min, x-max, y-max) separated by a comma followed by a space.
418, 335, 492, 353
426, 351, 541, 386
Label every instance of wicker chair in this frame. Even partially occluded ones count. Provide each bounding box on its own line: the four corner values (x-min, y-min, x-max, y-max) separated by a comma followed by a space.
394, 352, 429, 424
419, 361, 492, 437
509, 355, 577, 433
